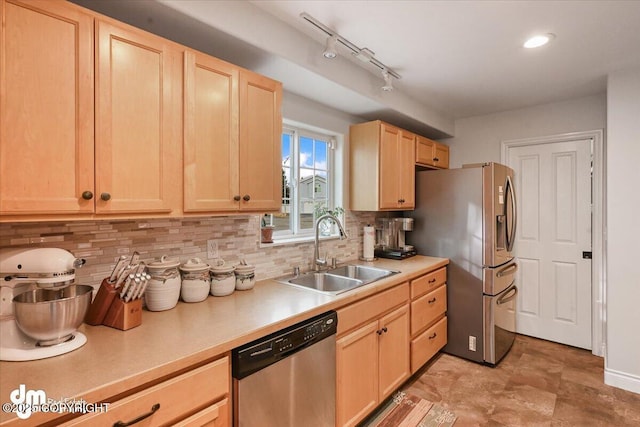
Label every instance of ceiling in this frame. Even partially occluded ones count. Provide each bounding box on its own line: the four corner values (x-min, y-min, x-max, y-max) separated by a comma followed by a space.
74, 0, 640, 138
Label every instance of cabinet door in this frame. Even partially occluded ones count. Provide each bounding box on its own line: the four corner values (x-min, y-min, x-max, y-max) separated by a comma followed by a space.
415, 135, 436, 167
238, 70, 282, 211
378, 123, 401, 209
434, 143, 450, 169
184, 50, 239, 212
95, 20, 180, 214
399, 131, 416, 209
336, 321, 379, 427
0, 0, 94, 215
378, 305, 410, 400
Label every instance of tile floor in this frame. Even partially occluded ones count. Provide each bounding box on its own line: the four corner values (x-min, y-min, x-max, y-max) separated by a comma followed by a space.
403, 334, 640, 426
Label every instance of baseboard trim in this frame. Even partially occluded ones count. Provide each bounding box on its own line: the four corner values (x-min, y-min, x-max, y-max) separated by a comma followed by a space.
605, 367, 640, 394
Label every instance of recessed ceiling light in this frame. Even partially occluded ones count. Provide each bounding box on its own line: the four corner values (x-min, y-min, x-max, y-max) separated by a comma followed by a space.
524, 33, 555, 49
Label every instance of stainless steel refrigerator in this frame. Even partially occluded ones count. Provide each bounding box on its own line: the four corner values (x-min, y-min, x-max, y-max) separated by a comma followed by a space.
407, 162, 518, 365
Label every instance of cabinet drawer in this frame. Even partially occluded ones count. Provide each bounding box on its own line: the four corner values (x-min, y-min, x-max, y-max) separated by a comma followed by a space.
411, 316, 447, 374
63, 357, 229, 426
174, 398, 229, 427
410, 267, 446, 299
411, 285, 447, 335
337, 283, 409, 336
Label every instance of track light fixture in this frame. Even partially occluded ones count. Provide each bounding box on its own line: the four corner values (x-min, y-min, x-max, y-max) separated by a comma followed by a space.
381, 70, 393, 92
323, 35, 338, 59
301, 12, 401, 80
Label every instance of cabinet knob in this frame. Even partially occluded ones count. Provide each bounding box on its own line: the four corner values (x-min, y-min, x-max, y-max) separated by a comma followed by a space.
376, 329, 383, 335
234, 195, 241, 201
433, 157, 439, 162
428, 332, 437, 340
243, 194, 251, 202
382, 326, 388, 333
100, 192, 111, 201
81, 191, 94, 200
428, 298, 437, 304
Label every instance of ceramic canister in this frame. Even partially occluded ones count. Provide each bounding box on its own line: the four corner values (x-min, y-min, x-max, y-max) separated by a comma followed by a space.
144, 255, 181, 311
234, 263, 256, 291
210, 259, 235, 297
179, 258, 210, 303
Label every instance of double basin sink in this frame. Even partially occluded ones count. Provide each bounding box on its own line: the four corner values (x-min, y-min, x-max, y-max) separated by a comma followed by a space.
277, 264, 399, 295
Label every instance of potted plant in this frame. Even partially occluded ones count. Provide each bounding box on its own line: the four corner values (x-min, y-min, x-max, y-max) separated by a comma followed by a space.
260, 215, 275, 243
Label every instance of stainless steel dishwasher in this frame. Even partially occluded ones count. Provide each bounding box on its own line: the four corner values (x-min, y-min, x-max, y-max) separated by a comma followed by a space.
232, 310, 337, 427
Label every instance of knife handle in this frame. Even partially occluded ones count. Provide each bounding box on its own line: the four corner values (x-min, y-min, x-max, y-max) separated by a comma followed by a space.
85, 278, 118, 326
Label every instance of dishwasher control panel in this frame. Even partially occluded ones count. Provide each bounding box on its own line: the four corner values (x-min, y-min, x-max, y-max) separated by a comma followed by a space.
232, 310, 337, 379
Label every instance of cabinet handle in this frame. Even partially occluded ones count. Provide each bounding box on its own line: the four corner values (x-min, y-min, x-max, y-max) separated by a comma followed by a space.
233, 195, 241, 201
428, 332, 437, 340
433, 157, 439, 162
81, 191, 93, 200
113, 403, 160, 427
243, 194, 251, 202
428, 298, 437, 304
428, 278, 437, 284
382, 326, 388, 333
100, 192, 111, 201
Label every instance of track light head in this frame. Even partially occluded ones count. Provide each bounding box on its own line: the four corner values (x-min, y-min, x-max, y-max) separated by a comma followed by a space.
323, 35, 338, 59
381, 70, 393, 91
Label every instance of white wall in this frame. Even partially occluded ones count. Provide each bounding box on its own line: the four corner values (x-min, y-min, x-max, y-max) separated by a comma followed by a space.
442, 94, 606, 167
605, 68, 640, 393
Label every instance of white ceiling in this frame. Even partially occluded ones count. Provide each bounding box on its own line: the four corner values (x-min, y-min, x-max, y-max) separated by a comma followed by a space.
248, 0, 640, 119
74, 0, 640, 137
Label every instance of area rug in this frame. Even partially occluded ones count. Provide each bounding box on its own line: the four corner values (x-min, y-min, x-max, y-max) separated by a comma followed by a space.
363, 391, 457, 427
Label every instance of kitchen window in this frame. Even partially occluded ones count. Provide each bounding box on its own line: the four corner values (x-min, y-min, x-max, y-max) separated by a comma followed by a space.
263, 122, 343, 243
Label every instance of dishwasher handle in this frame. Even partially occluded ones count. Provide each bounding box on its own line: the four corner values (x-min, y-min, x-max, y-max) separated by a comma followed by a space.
232, 310, 337, 380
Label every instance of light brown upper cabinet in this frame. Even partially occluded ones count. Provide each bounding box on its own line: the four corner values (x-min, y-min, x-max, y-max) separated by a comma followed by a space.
238, 70, 282, 212
183, 52, 282, 213
350, 121, 416, 211
0, 0, 94, 215
416, 135, 449, 169
0, 0, 181, 219
95, 20, 181, 214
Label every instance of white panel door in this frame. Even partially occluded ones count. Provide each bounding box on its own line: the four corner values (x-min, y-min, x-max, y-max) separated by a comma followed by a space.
507, 139, 592, 349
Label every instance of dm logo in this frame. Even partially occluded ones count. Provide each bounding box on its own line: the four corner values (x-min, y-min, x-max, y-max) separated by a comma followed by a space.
10, 384, 46, 419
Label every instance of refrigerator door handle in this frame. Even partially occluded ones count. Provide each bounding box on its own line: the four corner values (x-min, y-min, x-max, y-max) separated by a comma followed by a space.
497, 284, 518, 305
505, 175, 517, 252
496, 262, 518, 278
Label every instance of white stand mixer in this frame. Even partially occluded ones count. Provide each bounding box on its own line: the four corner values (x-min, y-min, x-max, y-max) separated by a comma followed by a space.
0, 248, 88, 361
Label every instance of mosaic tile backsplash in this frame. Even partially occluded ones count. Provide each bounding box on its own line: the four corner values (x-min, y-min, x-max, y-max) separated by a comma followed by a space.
0, 212, 380, 290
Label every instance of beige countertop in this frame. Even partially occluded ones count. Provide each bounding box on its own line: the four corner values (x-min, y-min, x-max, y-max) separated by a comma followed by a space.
0, 255, 448, 426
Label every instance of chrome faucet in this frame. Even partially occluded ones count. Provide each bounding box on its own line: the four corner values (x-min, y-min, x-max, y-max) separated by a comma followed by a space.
314, 213, 348, 271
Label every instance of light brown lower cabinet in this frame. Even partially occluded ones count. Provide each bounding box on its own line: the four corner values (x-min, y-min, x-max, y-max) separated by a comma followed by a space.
336, 284, 410, 427
60, 356, 230, 426
409, 267, 448, 374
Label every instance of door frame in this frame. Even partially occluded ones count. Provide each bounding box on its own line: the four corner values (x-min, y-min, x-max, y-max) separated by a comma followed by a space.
501, 129, 605, 357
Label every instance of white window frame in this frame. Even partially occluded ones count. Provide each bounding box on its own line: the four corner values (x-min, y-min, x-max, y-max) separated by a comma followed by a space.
264, 120, 343, 245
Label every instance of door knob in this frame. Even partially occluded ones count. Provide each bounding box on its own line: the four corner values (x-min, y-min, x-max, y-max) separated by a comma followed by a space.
81, 191, 93, 200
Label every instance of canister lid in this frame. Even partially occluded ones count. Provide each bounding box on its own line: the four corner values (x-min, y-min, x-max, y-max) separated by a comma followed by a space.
180, 257, 210, 272
210, 259, 235, 274
147, 255, 180, 270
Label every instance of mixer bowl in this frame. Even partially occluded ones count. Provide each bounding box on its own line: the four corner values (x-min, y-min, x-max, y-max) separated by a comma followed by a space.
13, 284, 93, 346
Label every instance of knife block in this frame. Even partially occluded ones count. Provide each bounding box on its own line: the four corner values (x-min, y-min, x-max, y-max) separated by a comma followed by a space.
85, 278, 118, 326
102, 298, 142, 331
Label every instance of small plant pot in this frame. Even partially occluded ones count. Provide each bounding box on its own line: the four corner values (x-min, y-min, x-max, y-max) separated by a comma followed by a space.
261, 226, 275, 243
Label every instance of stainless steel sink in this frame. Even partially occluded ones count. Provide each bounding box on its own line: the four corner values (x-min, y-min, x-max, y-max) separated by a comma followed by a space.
277, 264, 399, 295
325, 264, 399, 283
